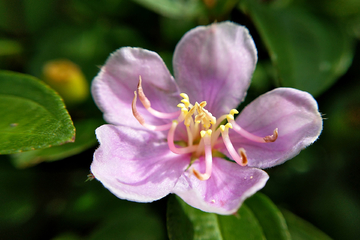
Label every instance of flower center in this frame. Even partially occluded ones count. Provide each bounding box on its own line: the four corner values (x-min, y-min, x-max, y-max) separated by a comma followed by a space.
132, 77, 278, 181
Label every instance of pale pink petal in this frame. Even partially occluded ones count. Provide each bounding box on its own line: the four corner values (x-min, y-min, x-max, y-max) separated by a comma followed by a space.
92, 47, 180, 129
227, 88, 323, 169
173, 21, 257, 116
172, 157, 269, 215
91, 124, 189, 202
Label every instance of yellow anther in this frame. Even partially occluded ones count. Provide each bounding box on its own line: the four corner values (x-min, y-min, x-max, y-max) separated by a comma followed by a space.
181, 99, 190, 107
220, 123, 232, 132
181, 108, 188, 115
230, 109, 239, 115
226, 114, 234, 121
200, 129, 212, 138
220, 125, 226, 132
199, 101, 207, 108
177, 103, 185, 108
180, 93, 189, 100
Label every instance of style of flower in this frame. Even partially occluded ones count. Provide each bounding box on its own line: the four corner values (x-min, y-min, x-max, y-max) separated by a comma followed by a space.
90, 21, 323, 215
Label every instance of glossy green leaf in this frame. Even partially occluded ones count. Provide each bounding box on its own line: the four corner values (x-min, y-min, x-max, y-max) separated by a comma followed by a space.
240, 1, 354, 96
281, 209, 333, 240
167, 193, 291, 240
246, 193, 291, 240
0, 71, 75, 154
11, 118, 101, 168
132, 0, 203, 19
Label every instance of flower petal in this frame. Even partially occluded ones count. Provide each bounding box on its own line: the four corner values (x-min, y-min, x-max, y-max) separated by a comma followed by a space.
91, 124, 189, 202
173, 21, 257, 116
92, 47, 180, 129
229, 88, 323, 169
172, 157, 269, 215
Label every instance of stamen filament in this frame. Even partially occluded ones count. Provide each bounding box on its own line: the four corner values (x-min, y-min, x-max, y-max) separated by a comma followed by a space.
137, 76, 181, 119
168, 121, 198, 154
220, 124, 248, 166
147, 108, 181, 119
192, 130, 213, 180
132, 91, 173, 131
137, 76, 151, 109
186, 125, 193, 146
228, 119, 278, 143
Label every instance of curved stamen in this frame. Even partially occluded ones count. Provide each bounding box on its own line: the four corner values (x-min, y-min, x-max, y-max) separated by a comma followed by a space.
220, 123, 248, 166
227, 114, 278, 143
263, 128, 279, 142
132, 91, 172, 131
192, 130, 213, 181
168, 121, 198, 154
137, 76, 181, 119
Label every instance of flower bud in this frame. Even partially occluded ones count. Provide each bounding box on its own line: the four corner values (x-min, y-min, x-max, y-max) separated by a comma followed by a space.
42, 59, 89, 106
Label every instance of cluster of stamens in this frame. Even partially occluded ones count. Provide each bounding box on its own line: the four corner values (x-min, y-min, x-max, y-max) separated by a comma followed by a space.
132, 77, 278, 181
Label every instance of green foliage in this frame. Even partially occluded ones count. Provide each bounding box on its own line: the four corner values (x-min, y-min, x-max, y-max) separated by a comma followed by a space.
281, 209, 332, 240
167, 193, 291, 240
0, 71, 75, 154
168, 193, 334, 240
11, 119, 101, 168
0, 0, 359, 239
132, 0, 204, 19
241, 0, 354, 97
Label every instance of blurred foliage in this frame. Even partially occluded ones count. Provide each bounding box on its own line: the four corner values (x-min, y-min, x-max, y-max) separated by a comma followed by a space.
0, 0, 360, 239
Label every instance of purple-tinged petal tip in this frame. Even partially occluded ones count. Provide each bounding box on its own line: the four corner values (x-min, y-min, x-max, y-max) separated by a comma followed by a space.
173, 21, 257, 116
91, 124, 188, 202
172, 157, 269, 215
91, 47, 180, 129
230, 88, 323, 169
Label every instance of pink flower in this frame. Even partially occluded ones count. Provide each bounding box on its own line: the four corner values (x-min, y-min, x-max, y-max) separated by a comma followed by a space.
90, 21, 322, 214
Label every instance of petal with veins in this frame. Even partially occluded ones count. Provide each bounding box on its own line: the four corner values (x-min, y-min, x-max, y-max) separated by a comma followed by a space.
91, 124, 189, 202
172, 157, 269, 215
174, 21, 257, 117
92, 47, 180, 129
227, 88, 323, 169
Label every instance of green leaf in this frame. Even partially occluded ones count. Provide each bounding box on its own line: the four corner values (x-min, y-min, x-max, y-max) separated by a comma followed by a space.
246, 193, 291, 240
132, 0, 203, 19
11, 118, 101, 168
0, 71, 75, 154
281, 209, 333, 240
167, 194, 194, 240
89, 202, 167, 240
167, 193, 291, 240
240, 1, 354, 96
